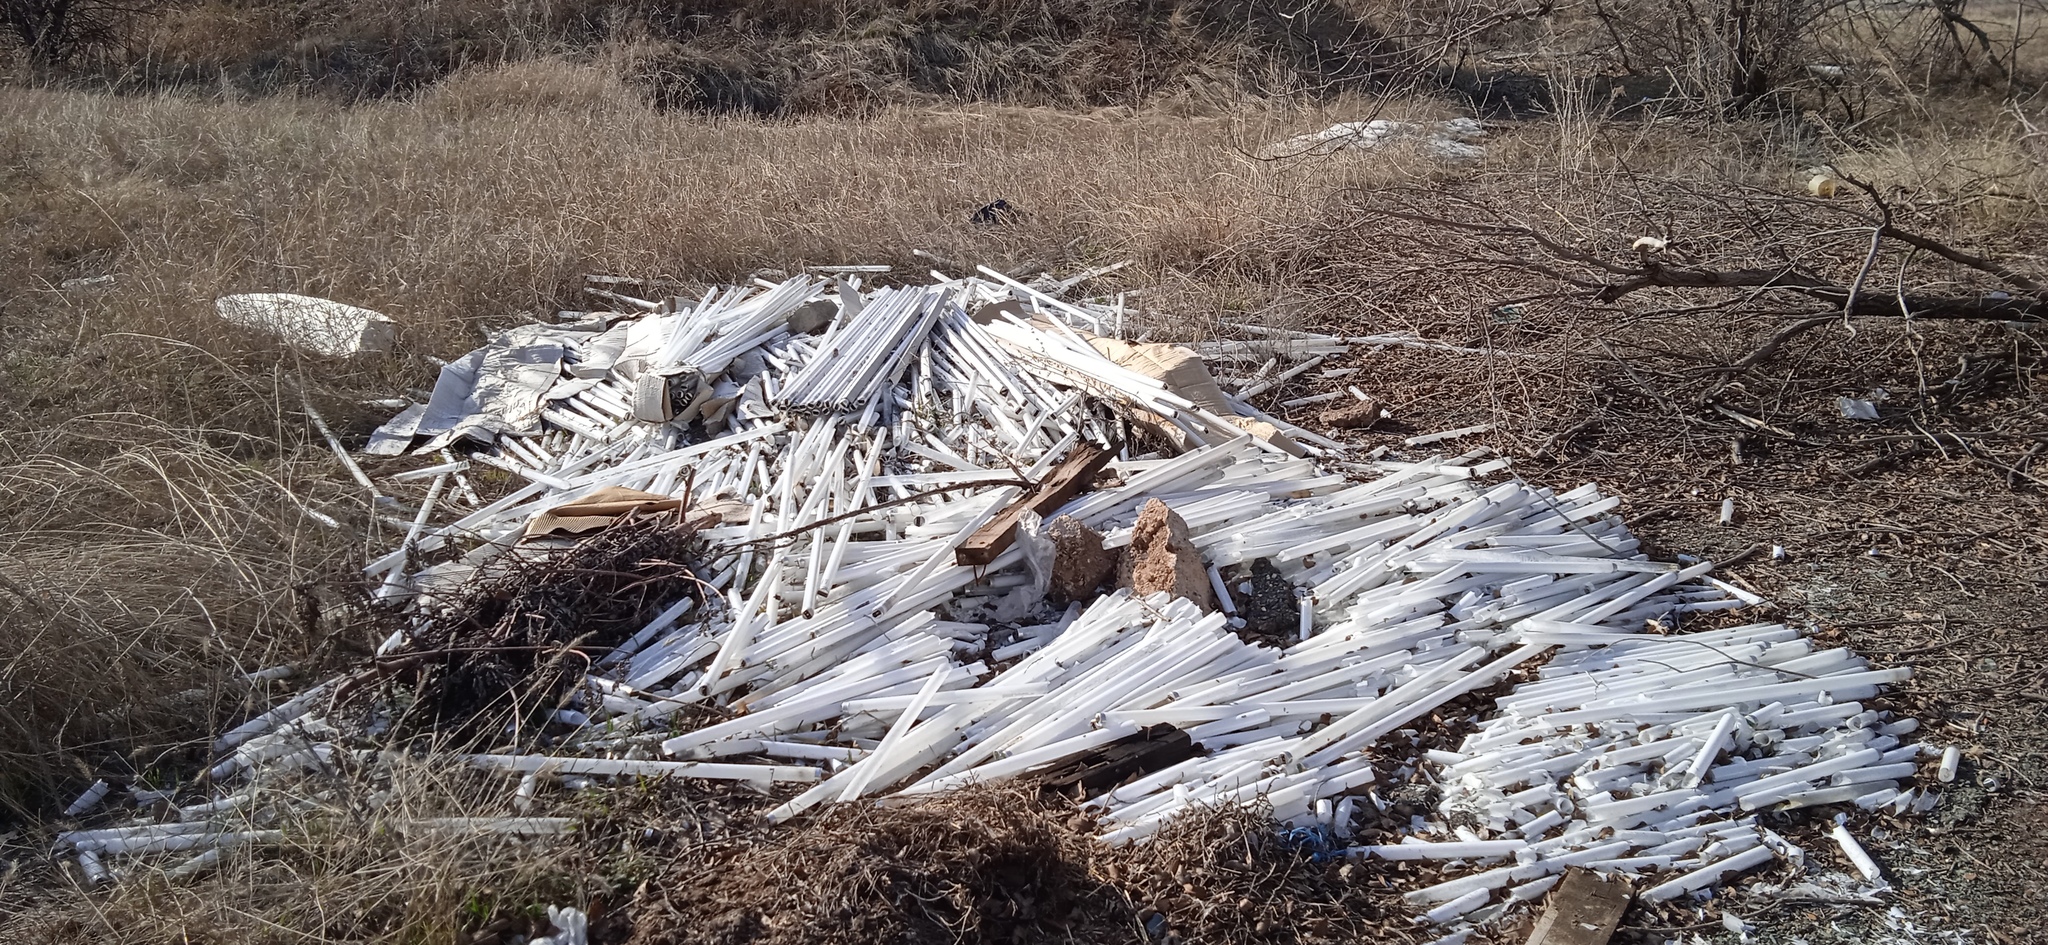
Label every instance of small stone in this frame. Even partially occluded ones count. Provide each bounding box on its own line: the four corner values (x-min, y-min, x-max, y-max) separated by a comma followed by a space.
1321, 398, 1384, 430
1045, 514, 1117, 605
1120, 499, 1215, 611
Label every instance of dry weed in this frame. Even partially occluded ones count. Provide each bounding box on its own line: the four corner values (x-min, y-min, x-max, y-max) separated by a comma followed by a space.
0, 416, 355, 816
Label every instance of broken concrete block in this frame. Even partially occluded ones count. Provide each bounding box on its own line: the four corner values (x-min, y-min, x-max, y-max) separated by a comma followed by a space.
1045, 514, 1117, 605
216, 293, 397, 357
1120, 499, 1215, 611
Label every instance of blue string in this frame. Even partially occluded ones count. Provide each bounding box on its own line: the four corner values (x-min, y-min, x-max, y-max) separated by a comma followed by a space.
1283, 824, 1341, 863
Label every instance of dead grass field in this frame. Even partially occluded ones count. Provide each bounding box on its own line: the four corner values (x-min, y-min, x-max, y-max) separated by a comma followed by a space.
4, 32, 2048, 945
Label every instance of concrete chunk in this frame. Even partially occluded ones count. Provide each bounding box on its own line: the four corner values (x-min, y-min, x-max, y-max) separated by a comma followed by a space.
1120, 499, 1215, 611
1045, 514, 1117, 605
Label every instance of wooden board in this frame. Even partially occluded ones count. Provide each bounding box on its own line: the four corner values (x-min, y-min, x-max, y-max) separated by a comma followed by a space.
955, 444, 1115, 566
1035, 725, 1195, 798
1523, 867, 1632, 945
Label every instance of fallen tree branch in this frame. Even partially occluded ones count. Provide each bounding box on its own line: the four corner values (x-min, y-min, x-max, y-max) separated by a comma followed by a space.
1593, 261, 2045, 321
1346, 186, 2048, 325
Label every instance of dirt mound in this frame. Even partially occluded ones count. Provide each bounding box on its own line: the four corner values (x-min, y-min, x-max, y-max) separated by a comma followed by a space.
625, 786, 1403, 945
627, 786, 1132, 945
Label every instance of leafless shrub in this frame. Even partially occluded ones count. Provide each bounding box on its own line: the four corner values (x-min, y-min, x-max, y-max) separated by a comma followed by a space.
0, 0, 151, 64
1556, 0, 2044, 117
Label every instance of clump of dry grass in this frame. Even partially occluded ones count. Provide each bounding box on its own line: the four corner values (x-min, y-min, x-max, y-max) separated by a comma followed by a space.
1, 752, 646, 944
0, 74, 1451, 358
80, 0, 1411, 110
628, 785, 1132, 945
0, 415, 356, 816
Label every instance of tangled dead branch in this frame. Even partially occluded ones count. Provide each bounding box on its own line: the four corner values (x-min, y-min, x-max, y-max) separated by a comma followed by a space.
1347, 179, 2048, 325
367, 514, 709, 739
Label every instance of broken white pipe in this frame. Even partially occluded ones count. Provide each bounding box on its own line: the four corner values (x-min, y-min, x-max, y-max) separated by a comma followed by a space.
464, 754, 823, 783
1207, 565, 1237, 615
164, 845, 231, 879
1280, 390, 1345, 409
1423, 887, 1491, 924
302, 397, 382, 503
1403, 424, 1492, 447
1238, 355, 1329, 400
389, 459, 470, 482
88, 830, 283, 856
1829, 823, 1886, 884
64, 779, 112, 817
77, 849, 109, 885
1680, 710, 1739, 789
838, 666, 950, 802
1638, 843, 1780, 902
1937, 745, 1961, 782
214, 681, 335, 752
380, 471, 449, 596
1353, 840, 1527, 860
407, 817, 578, 837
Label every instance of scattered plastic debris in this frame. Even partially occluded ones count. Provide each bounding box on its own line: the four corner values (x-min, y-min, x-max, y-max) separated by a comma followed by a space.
1265, 118, 1487, 161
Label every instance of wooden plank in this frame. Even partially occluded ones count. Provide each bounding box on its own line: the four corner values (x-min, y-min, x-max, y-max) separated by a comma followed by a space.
955, 444, 1115, 566
1523, 867, 1632, 945
1036, 725, 1195, 798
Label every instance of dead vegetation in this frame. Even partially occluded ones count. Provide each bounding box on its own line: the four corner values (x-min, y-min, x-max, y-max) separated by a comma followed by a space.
374, 514, 710, 738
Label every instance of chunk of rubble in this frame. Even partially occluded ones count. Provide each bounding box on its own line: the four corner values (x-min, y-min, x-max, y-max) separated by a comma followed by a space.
215, 293, 397, 357
1321, 397, 1385, 430
1045, 514, 1117, 605
1264, 117, 1486, 161
1121, 499, 1214, 612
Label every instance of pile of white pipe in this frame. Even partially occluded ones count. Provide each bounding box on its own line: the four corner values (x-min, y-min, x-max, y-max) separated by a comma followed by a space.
56, 267, 1935, 938
1363, 625, 1927, 935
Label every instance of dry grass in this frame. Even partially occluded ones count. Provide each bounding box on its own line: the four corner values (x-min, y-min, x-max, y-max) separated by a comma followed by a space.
2, 754, 648, 944
0, 66, 1465, 361
77, 0, 1412, 110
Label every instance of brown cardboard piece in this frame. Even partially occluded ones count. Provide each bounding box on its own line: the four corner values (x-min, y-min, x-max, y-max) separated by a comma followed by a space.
1522, 867, 1632, 945
522, 486, 684, 540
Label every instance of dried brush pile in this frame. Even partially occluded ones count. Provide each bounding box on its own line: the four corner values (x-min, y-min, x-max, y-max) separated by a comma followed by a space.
1096, 803, 1404, 944
373, 514, 709, 736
